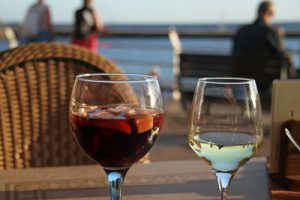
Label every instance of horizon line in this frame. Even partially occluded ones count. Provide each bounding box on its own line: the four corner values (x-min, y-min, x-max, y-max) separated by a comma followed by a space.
2, 20, 300, 26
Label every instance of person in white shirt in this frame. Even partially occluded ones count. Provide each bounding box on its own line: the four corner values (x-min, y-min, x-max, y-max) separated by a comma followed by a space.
21, 0, 54, 43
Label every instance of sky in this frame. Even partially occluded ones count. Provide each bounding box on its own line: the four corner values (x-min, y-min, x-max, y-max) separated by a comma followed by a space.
1, 0, 300, 24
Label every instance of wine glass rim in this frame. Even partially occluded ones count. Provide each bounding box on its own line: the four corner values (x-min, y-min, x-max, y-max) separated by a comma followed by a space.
198, 77, 255, 84
76, 73, 158, 83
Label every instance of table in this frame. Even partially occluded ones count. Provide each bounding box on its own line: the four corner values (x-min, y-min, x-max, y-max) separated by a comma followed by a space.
0, 158, 269, 200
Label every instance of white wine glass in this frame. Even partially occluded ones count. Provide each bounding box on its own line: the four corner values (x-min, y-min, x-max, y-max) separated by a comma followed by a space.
188, 78, 263, 200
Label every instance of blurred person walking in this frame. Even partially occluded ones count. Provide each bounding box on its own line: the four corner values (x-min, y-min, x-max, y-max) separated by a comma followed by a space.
233, 1, 284, 56
21, 0, 54, 43
72, 0, 103, 52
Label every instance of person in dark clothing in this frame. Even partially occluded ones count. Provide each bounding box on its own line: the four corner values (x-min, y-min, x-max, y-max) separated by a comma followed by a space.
233, 1, 283, 56
72, 0, 103, 52
233, 1, 297, 77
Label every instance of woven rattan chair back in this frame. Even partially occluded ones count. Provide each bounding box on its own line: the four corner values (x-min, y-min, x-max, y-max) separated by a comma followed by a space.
0, 42, 135, 169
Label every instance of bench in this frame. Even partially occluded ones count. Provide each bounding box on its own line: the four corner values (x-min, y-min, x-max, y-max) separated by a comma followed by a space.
175, 52, 289, 111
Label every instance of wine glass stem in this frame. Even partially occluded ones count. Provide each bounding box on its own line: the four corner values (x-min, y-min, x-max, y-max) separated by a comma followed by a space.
106, 169, 128, 200
221, 190, 228, 200
215, 172, 233, 200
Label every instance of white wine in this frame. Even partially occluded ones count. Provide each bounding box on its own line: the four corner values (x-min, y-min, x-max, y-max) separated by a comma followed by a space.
189, 132, 262, 172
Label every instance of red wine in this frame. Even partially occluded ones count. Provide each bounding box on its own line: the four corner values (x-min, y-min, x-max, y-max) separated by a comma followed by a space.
70, 105, 164, 169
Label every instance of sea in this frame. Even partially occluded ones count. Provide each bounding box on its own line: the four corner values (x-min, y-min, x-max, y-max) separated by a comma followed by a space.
1, 23, 300, 87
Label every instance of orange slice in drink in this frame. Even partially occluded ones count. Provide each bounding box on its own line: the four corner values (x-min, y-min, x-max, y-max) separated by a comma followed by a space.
134, 114, 153, 134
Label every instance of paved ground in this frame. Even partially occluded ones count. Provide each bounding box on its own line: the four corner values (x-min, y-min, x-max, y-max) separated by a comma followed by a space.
150, 95, 271, 162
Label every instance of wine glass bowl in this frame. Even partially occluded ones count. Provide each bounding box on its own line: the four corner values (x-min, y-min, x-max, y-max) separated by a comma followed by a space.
70, 105, 163, 169
188, 78, 263, 199
69, 73, 164, 200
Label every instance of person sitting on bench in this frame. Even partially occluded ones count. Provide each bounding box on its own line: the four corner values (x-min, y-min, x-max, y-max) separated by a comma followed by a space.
233, 1, 284, 56
232, 1, 296, 77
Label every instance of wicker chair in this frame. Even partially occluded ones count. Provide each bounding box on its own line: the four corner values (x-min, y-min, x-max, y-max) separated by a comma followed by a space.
0, 42, 136, 169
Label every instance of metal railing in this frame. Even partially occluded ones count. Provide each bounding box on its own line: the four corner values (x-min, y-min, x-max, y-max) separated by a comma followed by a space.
1, 27, 299, 89
101, 35, 300, 68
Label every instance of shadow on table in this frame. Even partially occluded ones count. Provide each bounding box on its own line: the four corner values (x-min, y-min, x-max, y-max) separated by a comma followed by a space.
48, 180, 219, 198
5, 178, 267, 200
